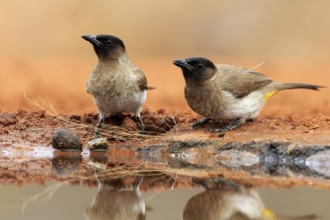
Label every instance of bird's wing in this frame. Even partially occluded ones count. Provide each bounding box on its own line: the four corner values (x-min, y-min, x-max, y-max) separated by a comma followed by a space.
131, 65, 153, 91
219, 65, 273, 98
131, 63, 155, 90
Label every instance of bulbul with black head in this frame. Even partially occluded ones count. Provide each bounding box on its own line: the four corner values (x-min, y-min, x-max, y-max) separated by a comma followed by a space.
82, 34, 153, 131
174, 57, 324, 133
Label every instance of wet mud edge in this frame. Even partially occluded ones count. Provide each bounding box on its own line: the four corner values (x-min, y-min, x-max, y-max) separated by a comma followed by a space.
0, 109, 330, 189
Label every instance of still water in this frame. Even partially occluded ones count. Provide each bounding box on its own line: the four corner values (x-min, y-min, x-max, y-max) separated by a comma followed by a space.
1, 140, 330, 220
0, 182, 329, 219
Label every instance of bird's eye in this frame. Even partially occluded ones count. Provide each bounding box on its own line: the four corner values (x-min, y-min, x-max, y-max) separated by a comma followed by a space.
196, 63, 203, 69
105, 40, 113, 46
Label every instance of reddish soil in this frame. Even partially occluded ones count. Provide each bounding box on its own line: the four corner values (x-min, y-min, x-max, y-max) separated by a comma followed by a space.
0, 109, 329, 149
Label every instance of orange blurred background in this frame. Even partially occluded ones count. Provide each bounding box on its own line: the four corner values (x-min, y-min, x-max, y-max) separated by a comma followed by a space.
0, 0, 329, 116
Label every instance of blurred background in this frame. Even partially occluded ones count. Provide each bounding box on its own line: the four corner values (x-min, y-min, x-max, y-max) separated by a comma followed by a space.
0, 0, 329, 115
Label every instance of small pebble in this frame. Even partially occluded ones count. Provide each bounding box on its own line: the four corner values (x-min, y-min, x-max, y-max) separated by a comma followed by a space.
87, 138, 109, 151
52, 129, 82, 151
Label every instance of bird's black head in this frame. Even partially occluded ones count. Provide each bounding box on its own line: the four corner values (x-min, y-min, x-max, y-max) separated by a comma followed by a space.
82, 34, 126, 60
173, 57, 217, 83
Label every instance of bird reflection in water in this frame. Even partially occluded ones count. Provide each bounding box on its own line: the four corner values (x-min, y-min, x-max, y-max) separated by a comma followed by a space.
85, 175, 145, 220
183, 177, 317, 220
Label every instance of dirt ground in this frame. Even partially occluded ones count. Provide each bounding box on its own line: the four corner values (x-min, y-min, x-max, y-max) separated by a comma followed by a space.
0, 56, 329, 190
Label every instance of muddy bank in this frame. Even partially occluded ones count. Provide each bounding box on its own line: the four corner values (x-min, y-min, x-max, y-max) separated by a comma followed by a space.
0, 109, 329, 149
0, 109, 330, 189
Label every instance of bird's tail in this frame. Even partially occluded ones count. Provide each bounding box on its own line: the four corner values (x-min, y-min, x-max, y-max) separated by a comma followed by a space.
264, 83, 324, 100
146, 86, 156, 90
276, 214, 319, 220
276, 83, 324, 91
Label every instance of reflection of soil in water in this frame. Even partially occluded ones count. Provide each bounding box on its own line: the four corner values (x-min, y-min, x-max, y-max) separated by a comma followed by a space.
1, 139, 330, 192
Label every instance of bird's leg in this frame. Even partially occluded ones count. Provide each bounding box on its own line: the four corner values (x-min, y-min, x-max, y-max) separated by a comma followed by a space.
135, 115, 146, 132
214, 177, 240, 192
94, 117, 104, 137
246, 118, 254, 123
93, 168, 103, 191
222, 118, 242, 132
133, 175, 144, 191
192, 117, 209, 130
97, 117, 104, 128
209, 118, 242, 133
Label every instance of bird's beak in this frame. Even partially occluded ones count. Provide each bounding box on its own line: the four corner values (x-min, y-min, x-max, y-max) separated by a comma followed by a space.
82, 34, 102, 48
173, 59, 193, 71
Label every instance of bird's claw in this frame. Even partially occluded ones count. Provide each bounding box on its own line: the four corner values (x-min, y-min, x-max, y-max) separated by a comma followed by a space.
208, 118, 242, 136
192, 118, 209, 130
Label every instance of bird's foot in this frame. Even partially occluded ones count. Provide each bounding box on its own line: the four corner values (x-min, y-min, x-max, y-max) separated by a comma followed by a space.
139, 127, 148, 137
135, 115, 147, 136
94, 129, 101, 138
214, 177, 240, 191
192, 117, 209, 130
209, 118, 242, 135
192, 178, 211, 190
192, 177, 241, 191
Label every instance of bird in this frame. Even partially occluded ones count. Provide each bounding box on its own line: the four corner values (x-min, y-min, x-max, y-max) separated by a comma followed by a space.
82, 34, 153, 131
86, 175, 146, 220
184, 183, 269, 220
183, 177, 317, 220
173, 57, 324, 133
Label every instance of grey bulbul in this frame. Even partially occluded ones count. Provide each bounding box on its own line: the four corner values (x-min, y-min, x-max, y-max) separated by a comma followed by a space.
82, 34, 153, 131
174, 57, 324, 133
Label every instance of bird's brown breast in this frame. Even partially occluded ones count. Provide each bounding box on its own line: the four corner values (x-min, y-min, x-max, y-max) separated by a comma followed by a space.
87, 61, 141, 96
86, 60, 147, 114
184, 79, 226, 119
